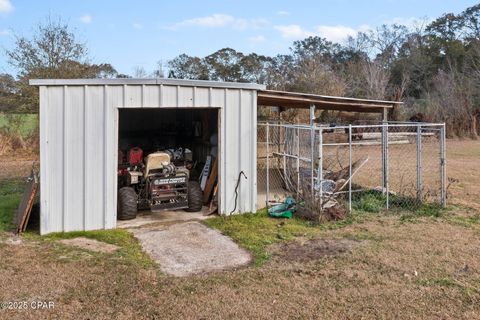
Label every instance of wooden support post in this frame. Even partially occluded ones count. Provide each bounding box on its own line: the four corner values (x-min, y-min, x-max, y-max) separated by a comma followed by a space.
382, 107, 388, 122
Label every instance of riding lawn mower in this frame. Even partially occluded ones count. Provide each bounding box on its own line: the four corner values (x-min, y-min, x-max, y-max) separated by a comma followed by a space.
117, 147, 203, 220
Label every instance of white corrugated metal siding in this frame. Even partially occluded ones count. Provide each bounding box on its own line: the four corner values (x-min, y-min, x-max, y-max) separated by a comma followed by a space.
34, 79, 264, 234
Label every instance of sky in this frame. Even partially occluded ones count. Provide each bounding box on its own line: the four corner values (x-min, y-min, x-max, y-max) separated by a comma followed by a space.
0, 0, 478, 76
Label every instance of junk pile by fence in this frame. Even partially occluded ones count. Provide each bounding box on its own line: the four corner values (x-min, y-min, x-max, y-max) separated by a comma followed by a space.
257, 122, 446, 221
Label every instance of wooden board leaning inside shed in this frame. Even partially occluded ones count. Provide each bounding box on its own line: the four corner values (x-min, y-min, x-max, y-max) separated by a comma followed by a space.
14, 169, 39, 233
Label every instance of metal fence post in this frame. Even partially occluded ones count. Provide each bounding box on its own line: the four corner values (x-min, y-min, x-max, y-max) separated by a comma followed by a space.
309, 105, 315, 197
266, 123, 270, 209
416, 124, 423, 201
385, 123, 389, 209
440, 124, 447, 207
318, 126, 323, 209
283, 126, 287, 190
296, 127, 300, 198
348, 124, 352, 212
381, 124, 386, 194
381, 122, 389, 209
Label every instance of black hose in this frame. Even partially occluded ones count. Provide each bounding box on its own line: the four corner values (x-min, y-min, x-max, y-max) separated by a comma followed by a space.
230, 171, 247, 214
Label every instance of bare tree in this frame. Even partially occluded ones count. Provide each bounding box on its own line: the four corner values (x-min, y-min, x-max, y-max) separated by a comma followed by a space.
132, 66, 148, 78
5, 17, 117, 112
361, 59, 391, 100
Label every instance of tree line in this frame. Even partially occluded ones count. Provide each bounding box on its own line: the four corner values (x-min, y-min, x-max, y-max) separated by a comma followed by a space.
1, 5, 480, 137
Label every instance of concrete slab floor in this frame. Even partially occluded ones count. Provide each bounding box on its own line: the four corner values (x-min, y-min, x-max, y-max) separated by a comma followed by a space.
130, 221, 252, 277
117, 206, 213, 229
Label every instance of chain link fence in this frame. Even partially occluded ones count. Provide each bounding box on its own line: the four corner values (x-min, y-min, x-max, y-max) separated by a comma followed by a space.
257, 122, 446, 219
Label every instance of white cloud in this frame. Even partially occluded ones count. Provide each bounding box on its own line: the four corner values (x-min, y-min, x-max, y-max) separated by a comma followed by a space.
275, 24, 371, 42
358, 24, 371, 32
0, 0, 13, 14
248, 35, 265, 43
79, 14, 92, 24
168, 14, 233, 29
166, 14, 268, 31
133, 23, 142, 30
276, 10, 290, 16
233, 17, 268, 30
316, 25, 359, 43
274, 25, 315, 39
0, 28, 10, 36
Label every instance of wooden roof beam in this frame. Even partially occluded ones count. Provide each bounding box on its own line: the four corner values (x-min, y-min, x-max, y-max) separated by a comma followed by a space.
257, 94, 394, 113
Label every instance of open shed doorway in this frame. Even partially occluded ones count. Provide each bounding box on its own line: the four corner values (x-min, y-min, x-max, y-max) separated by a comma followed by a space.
116, 108, 219, 226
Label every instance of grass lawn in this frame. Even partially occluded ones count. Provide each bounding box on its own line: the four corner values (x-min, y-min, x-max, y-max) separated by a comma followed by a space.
0, 177, 153, 268
0, 178, 24, 231
0, 139, 478, 319
204, 210, 357, 266
204, 192, 445, 266
40, 229, 155, 268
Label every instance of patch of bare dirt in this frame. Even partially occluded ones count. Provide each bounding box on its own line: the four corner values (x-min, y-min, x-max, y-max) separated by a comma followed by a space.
58, 237, 120, 254
269, 238, 360, 263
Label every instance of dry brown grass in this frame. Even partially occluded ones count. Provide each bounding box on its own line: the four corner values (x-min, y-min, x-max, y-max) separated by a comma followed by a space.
1, 214, 479, 319
0, 139, 479, 319
446, 139, 480, 210
0, 155, 37, 180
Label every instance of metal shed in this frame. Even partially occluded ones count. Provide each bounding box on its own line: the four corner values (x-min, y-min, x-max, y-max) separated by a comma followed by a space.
30, 78, 264, 235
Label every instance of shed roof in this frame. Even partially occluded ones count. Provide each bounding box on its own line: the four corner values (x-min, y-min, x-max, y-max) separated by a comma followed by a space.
257, 90, 402, 113
29, 78, 267, 90
30, 78, 402, 113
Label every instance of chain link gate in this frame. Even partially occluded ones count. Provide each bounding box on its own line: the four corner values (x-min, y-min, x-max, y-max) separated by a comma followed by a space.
257, 122, 446, 217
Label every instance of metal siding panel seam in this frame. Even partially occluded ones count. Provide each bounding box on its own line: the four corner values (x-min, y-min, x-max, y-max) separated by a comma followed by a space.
240, 89, 252, 212
121, 85, 126, 108
96, 86, 106, 228
105, 86, 113, 228
105, 86, 122, 228
83, 85, 87, 230
217, 107, 222, 214
223, 88, 228, 214
176, 85, 180, 107
50, 86, 64, 233
83, 86, 106, 230
39, 86, 48, 234
159, 84, 163, 107
62, 86, 66, 232
103, 85, 108, 229
64, 86, 85, 231
112, 108, 118, 229
224, 89, 241, 214
194, 87, 209, 106
251, 90, 258, 212
238, 89, 243, 212
193, 87, 196, 107
144, 85, 159, 108
163, 86, 176, 106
